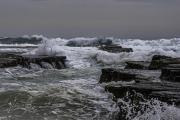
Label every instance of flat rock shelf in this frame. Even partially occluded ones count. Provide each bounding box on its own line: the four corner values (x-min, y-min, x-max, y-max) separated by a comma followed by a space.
0, 53, 66, 69
99, 55, 180, 120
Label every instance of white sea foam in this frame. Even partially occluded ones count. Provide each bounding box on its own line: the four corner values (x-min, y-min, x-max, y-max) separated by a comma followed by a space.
119, 98, 180, 120
114, 38, 180, 60
30, 36, 180, 68
1, 35, 180, 120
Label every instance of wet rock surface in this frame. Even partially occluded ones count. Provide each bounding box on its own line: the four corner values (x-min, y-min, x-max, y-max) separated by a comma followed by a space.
0, 53, 66, 69
100, 55, 180, 119
125, 61, 150, 70
125, 55, 180, 70
99, 45, 133, 53
160, 64, 180, 82
100, 68, 136, 83
100, 68, 160, 83
100, 68, 180, 105
149, 55, 180, 70
105, 81, 180, 105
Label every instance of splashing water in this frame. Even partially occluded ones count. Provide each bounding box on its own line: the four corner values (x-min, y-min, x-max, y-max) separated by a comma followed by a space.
0, 35, 180, 120
117, 92, 180, 120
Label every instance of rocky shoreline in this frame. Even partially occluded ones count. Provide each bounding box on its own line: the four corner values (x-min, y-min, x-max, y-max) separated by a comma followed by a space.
0, 53, 66, 69
99, 53, 180, 119
1, 38, 180, 119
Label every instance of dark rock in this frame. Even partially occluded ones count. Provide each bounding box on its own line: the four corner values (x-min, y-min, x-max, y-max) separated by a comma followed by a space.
151, 55, 172, 61
125, 61, 150, 70
20, 55, 66, 69
66, 38, 112, 47
99, 45, 133, 53
105, 81, 180, 120
0, 58, 19, 68
99, 68, 160, 83
100, 64, 180, 119
0, 53, 66, 69
105, 81, 180, 105
99, 68, 137, 83
160, 64, 180, 82
0, 53, 22, 68
99, 67, 180, 103
148, 55, 180, 70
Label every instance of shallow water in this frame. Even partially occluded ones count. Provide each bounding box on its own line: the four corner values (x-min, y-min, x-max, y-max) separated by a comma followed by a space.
0, 35, 180, 120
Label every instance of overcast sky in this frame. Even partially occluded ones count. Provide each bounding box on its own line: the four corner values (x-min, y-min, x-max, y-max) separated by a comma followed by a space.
0, 0, 180, 39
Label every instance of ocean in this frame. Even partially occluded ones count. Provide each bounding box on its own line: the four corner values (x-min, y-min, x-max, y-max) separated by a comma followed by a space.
0, 35, 180, 120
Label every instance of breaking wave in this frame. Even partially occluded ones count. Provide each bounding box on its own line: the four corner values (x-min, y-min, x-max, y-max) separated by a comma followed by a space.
117, 92, 180, 120
24, 36, 180, 68
1, 35, 180, 120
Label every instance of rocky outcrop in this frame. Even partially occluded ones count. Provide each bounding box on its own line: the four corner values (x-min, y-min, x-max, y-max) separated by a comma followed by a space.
105, 81, 180, 120
100, 55, 180, 120
149, 55, 180, 70
100, 68, 160, 83
99, 45, 133, 53
99, 68, 137, 83
100, 67, 180, 105
160, 64, 180, 82
125, 61, 150, 70
105, 81, 180, 104
0, 53, 66, 69
124, 55, 180, 71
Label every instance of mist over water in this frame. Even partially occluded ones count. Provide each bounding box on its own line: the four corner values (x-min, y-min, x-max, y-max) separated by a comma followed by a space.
0, 0, 180, 39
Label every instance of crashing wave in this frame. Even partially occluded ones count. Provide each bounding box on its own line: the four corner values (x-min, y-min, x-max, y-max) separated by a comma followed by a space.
117, 92, 180, 120
66, 37, 112, 47
27, 36, 180, 68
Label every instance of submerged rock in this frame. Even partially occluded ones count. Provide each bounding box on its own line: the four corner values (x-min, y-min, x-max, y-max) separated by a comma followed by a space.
99, 45, 133, 53
0, 53, 66, 69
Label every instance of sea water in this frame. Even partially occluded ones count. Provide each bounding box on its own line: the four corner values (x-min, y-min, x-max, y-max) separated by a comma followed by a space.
0, 35, 180, 120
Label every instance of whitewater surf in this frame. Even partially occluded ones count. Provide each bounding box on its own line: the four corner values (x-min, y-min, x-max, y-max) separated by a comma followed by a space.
0, 35, 180, 120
